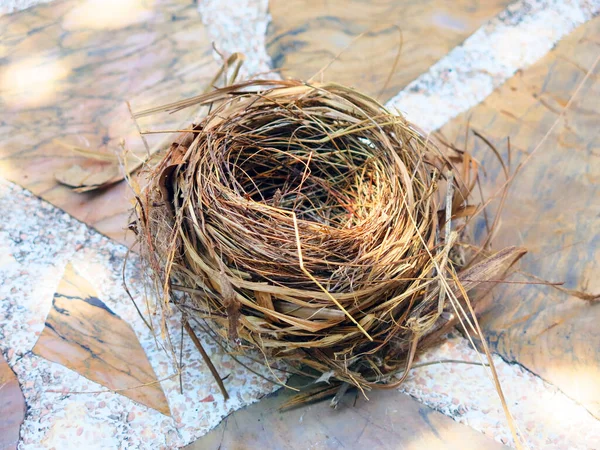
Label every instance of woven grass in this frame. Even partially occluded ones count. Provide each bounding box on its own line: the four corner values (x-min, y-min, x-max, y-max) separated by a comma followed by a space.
132, 79, 525, 398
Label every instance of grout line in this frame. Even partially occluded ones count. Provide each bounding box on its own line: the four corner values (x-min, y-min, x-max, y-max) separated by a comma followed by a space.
198, 0, 275, 81
198, 0, 599, 133
386, 0, 600, 132
0, 0, 53, 15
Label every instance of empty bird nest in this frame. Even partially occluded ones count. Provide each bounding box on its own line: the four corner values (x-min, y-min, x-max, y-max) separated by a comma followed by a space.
131, 79, 525, 403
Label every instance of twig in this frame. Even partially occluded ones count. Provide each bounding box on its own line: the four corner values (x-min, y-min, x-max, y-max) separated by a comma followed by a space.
184, 320, 229, 401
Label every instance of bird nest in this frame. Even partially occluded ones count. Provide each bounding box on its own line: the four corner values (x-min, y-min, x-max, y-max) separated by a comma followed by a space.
133, 79, 524, 400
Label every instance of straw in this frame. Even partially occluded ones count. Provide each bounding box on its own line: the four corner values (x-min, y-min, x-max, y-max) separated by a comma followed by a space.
132, 79, 525, 395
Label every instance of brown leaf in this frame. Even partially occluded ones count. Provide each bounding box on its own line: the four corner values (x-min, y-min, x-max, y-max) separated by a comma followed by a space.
156, 132, 195, 212
459, 246, 527, 292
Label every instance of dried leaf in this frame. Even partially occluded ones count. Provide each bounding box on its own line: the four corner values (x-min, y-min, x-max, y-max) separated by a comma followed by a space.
55, 161, 123, 193
219, 265, 241, 345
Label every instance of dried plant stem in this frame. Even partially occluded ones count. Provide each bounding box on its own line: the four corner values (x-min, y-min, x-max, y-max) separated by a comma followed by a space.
184, 320, 229, 401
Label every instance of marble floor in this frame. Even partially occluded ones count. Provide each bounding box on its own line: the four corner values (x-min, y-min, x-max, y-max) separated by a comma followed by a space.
1, 0, 600, 449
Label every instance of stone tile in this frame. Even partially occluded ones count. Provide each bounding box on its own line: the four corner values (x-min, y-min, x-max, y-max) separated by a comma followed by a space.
266, 0, 511, 102
439, 16, 600, 418
187, 375, 507, 450
0, 179, 282, 448
32, 262, 170, 416
0, 0, 218, 245
0, 352, 26, 450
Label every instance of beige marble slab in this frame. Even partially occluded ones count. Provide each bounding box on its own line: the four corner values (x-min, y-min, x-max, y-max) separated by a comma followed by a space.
438, 16, 600, 418
32, 263, 170, 416
186, 375, 507, 450
0, 0, 218, 245
267, 0, 511, 102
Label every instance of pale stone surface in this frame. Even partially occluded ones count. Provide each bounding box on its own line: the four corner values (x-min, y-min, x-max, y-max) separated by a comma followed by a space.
0, 0, 52, 15
5, 177, 600, 449
387, 0, 600, 132
2, 0, 600, 448
401, 335, 600, 448
199, 0, 273, 80
0, 179, 282, 449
